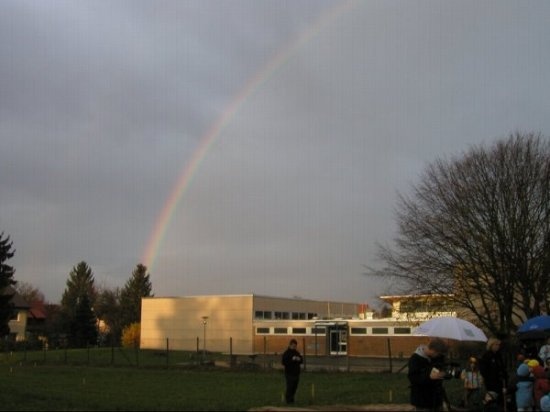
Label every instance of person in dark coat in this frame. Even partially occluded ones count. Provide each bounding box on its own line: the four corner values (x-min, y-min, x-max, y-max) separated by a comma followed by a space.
281, 338, 303, 404
479, 337, 508, 411
407, 338, 449, 411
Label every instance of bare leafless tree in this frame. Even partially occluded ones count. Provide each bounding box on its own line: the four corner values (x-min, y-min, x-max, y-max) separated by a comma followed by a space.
14, 280, 45, 305
371, 132, 550, 337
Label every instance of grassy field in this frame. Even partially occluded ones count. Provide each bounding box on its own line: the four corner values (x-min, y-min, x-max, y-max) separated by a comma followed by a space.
0, 349, 465, 411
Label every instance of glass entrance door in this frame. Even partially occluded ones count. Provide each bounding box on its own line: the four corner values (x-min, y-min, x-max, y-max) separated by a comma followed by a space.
329, 328, 347, 355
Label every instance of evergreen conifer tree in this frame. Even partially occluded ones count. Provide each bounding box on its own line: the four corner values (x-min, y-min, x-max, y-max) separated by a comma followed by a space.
60, 261, 97, 346
120, 264, 153, 328
72, 293, 98, 347
0, 233, 16, 337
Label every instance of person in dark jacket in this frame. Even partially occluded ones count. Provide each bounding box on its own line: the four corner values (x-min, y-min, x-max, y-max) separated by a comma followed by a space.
479, 337, 508, 410
281, 339, 303, 404
407, 338, 449, 411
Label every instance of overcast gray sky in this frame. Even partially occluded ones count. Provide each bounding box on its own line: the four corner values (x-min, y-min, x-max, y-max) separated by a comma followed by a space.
1, 0, 549, 308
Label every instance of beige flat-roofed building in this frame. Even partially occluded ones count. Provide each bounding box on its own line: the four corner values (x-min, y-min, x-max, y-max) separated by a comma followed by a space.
140, 294, 358, 354
140, 293, 473, 358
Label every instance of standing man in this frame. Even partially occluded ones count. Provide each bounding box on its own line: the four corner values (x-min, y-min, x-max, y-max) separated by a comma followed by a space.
408, 338, 449, 411
479, 337, 508, 410
281, 338, 303, 404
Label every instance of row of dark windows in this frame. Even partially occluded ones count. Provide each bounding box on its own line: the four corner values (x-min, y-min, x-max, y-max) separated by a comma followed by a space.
256, 327, 326, 335
399, 301, 454, 313
255, 326, 411, 335
254, 311, 318, 320
350, 327, 411, 335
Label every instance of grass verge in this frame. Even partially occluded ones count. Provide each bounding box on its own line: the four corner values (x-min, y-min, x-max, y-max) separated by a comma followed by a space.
0, 362, 464, 411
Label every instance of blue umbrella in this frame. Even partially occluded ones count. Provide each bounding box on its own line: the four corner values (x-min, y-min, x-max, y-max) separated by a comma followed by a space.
518, 315, 550, 339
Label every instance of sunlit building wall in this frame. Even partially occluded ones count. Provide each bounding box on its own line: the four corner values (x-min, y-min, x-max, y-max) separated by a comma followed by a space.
140, 294, 358, 354
140, 293, 468, 358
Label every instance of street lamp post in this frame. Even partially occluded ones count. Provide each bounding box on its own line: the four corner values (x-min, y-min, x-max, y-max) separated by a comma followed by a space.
201, 316, 209, 363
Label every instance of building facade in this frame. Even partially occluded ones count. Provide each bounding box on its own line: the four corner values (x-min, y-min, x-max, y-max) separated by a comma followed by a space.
140, 294, 450, 357
3, 286, 30, 342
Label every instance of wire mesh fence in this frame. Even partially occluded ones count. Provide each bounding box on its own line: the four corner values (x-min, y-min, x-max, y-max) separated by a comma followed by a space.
0, 337, 412, 373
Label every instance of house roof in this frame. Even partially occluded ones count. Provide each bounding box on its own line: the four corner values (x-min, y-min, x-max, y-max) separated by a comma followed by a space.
28, 302, 47, 320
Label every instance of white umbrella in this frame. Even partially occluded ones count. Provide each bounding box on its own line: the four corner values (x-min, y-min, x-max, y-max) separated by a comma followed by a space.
412, 316, 488, 342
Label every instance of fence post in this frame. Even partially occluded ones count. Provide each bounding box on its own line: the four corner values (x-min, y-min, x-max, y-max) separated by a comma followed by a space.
196, 337, 199, 354
387, 338, 393, 373
314, 330, 318, 357
166, 338, 170, 366
263, 336, 267, 369
302, 337, 306, 372
229, 337, 235, 368
346, 337, 350, 372
111, 342, 114, 366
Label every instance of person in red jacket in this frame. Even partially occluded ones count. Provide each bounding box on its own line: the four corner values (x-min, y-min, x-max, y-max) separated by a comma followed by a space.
533, 364, 550, 410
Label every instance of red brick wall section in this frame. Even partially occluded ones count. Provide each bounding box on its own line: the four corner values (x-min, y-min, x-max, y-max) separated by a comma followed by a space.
253, 335, 433, 358
348, 336, 430, 358
254, 335, 327, 356
253, 335, 468, 359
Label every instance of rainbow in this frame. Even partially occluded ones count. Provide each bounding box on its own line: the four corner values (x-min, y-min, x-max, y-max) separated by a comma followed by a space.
141, 0, 358, 271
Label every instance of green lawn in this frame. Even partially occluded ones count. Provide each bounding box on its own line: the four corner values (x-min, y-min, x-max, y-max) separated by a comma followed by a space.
0, 363, 465, 411
0, 348, 465, 411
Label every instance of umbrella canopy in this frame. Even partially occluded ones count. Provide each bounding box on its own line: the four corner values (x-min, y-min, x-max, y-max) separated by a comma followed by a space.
517, 315, 550, 340
413, 316, 488, 342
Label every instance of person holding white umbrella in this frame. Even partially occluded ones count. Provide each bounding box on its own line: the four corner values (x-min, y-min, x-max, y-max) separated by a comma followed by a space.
408, 316, 489, 410
408, 337, 450, 411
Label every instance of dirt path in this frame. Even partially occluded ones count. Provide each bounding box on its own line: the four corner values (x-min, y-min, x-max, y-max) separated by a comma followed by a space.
249, 404, 415, 411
